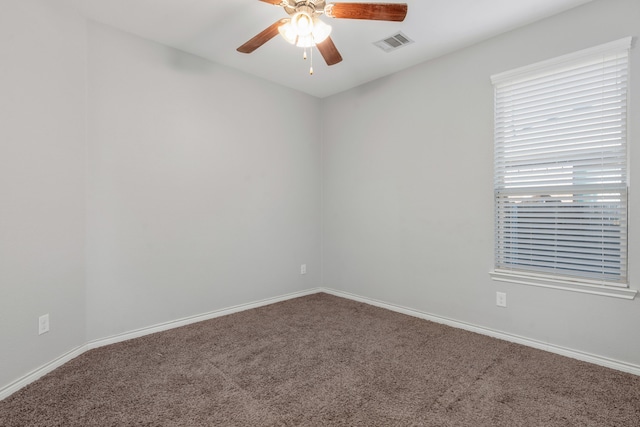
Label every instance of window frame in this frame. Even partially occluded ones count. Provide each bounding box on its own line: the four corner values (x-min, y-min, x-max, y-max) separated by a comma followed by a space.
489, 38, 636, 300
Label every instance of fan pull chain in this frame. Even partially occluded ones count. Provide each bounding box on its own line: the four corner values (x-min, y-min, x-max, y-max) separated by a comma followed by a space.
301, 46, 313, 75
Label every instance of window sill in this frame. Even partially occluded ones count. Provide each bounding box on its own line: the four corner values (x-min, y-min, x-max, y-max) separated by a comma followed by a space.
489, 270, 637, 300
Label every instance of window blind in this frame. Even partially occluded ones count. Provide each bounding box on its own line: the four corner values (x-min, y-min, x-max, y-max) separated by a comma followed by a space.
492, 38, 631, 286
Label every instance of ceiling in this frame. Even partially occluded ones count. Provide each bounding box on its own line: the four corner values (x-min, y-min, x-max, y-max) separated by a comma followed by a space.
69, 0, 594, 98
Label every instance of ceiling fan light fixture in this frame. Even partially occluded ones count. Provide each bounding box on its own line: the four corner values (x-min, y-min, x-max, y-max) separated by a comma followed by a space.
278, 22, 315, 47
278, 13, 332, 47
291, 11, 313, 37
311, 18, 332, 44
296, 34, 315, 48
278, 19, 297, 45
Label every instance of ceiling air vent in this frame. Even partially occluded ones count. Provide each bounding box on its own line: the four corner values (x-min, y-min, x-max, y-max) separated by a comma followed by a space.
373, 32, 414, 52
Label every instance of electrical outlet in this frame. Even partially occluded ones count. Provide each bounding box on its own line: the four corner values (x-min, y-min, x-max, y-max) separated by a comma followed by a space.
300, 264, 307, 275
38, 314, 50, 335
496, 292, 507, 308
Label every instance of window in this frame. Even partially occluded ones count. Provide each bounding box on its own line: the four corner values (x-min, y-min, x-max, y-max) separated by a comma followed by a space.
490, 38, 635, 299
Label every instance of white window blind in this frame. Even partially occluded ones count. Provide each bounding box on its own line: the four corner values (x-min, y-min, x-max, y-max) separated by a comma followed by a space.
491, 38, 631, 286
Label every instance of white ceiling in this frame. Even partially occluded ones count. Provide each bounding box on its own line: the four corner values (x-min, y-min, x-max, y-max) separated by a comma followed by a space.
69, 0, 594, 98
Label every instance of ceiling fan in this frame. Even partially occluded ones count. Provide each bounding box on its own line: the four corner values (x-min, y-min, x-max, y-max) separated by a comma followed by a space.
237, 1, 408, 72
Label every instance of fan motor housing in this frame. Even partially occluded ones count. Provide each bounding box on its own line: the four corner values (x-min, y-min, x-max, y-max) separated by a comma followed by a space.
284, 0, 326, 16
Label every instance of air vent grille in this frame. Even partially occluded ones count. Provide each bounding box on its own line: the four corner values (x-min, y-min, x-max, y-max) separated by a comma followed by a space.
374, 32, 414, 52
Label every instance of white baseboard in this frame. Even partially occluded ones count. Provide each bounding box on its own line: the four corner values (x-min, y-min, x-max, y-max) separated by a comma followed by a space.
321, 287, 640, 377
0, 344, 87, 401
0, 287, 321, 401
87, 288, 322, 350
3, 285, 638, 402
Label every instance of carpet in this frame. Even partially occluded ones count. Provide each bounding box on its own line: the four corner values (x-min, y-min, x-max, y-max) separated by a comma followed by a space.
1, 293, 639, 426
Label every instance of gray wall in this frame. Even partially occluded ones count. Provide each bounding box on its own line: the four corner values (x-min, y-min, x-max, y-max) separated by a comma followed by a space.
0, 1, 87, 388
1, 1, 321, 389
85, 22, 322, 340
321, 0, 640, 367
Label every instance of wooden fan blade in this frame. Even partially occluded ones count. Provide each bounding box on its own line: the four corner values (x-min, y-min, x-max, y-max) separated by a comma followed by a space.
237, 19, 288, 54
316, 37, 343, 66
259, 0, 283, 4
328, 3, 408, 21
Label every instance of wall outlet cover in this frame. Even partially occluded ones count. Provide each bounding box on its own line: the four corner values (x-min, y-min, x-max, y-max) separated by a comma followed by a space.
496, 292, 507, 308
38, 314, 50, 335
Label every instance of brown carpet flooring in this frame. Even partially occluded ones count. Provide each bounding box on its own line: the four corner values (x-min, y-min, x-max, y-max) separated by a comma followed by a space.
1, 293, 639, 426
